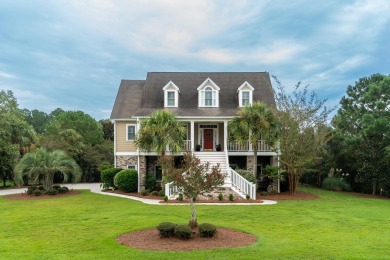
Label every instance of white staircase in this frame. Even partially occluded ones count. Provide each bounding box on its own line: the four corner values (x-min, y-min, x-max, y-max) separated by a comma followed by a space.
193, 152, 231, 185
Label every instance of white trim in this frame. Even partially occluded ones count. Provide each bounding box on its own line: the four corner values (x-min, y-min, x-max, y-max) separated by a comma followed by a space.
197, 78, 220, 107
238, 81, 254, 107
116, 152, 139, 156
198, 124, 219, 151
126, 124, 137, 141
127, 164, 138, 170
196, 77, 220, 91
163, 80, 180, 92
237, 81, 254, 92
114, 121, 117, 168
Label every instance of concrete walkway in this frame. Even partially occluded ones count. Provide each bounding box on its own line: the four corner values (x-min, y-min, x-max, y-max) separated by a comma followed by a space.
0, 183, 277, 205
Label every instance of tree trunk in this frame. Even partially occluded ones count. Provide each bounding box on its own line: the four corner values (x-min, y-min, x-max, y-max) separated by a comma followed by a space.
253, 142, 258, 178
372, 179, 377, 195
45, 172, 54, 189
188, 197, 198, 229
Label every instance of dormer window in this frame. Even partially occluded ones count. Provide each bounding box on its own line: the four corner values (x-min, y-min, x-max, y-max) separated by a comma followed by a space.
163, 81, 180, 107
197, 78, 220, 107
237, 81, 254, 107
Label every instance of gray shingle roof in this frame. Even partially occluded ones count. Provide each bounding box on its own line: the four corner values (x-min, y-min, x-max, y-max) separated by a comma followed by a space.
111, 72, 275, 119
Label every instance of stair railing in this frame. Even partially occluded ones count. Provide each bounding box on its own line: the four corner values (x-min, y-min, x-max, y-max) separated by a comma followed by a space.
230, 167, 257, 200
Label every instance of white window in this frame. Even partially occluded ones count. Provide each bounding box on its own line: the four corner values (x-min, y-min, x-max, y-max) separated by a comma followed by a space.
126, 124, 136, 141
242, 91, 250, 106
237, 81, 254, 107
127, 165, 137, 170
197, 78, 220, 107
163, 81, 180, 107
167, 91, 175, 106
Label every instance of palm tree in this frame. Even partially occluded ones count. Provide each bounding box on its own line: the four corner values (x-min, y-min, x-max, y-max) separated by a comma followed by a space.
229, 102, 280, 177
135, 110, 186, 184
136, 110, 186, 157
14, 148, 81, 189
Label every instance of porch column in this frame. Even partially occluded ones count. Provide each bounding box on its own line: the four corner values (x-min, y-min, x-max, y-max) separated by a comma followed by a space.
190, 121, 195, 151
136, 118, 140, 192
223, 120, 228, 151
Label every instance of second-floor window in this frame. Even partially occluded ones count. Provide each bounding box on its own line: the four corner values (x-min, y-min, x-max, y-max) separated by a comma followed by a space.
126, 124, 136, 141
201, 87, 217, 107
242, 91, 250, 106
167, 91, 175, 106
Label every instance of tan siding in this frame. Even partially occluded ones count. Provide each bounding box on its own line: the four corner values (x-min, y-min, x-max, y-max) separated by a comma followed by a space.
241, 85, 252, 91
116, 121, 137, 152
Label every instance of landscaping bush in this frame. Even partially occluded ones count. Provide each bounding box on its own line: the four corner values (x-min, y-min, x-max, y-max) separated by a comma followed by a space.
246, 194, 250, 200
45, 189, 57, 195
33, 189, 42, 196
198, 223, 217, 238
141, 189, 150, 196
145, 174, 156, 191
27, 186, 36, 195
175, 224, 192, 239
229, 194, 234, 201
52, 185, 61, 190
100, 168, 122, 190
114, 169, 138, 193
178, 194, 183, 201
158, 190, 165, 196
163, 195, 168, 201
58, 187, 68, 194
236, 169, 257, 187
151, 191, 159, 196
218, 193, 223, 201
322, 177, 352, 192
156, 222, 176, 237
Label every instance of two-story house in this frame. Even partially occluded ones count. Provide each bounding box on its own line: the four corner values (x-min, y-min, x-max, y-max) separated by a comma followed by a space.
110, 72, 278, 196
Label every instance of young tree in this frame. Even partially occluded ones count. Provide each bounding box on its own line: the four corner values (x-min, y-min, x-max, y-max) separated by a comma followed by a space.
333, 74, 390, 194
161, 153, 225, 228
273, 77, 334, 194
14, 148, 81, 189
229, 102, 280, 177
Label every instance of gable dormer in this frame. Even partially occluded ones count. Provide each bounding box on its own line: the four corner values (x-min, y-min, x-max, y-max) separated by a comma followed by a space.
197, 77, 220, 107
163, 81, 180, 107
237, 81, 254, 107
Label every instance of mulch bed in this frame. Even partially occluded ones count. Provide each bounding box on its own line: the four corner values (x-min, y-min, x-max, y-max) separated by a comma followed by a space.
3, 190, 81, 200
257, 190, 320, 200
116, 228, 257, 251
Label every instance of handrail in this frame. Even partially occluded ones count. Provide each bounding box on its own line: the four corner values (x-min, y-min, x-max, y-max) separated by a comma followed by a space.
165, 181, 179, 199
228, 140, 271, 152
230, 167, 256, 200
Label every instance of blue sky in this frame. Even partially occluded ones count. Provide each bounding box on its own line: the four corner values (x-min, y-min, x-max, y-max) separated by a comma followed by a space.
1, 0, 389, 119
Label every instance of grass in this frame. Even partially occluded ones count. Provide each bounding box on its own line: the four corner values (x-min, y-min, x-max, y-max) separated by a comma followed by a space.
1, 187, 389, 259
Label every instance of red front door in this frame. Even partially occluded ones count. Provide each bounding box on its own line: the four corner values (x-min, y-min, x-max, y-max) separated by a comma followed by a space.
203, 129, 214, 150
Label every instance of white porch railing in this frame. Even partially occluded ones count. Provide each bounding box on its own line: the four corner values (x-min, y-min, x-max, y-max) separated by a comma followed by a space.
183, 140, 191, 151
230, 168, 257, 200
228, 140, 272, 152
165, 182, 180, 199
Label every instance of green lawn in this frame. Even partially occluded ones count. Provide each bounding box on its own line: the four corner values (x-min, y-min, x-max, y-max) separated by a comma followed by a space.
1, 187, 389, 259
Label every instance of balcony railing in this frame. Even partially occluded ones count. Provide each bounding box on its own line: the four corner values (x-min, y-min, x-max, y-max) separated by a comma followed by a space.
167, 140, 191, 152
228, 140, 272, 152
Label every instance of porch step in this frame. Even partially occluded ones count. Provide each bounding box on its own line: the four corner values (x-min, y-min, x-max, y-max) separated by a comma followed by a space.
193, 152, 230, 184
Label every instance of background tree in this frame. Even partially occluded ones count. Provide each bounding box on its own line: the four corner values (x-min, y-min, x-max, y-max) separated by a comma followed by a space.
0, 90, 37, 186
14, 148, 81, 188
99, 119, 114, 141
332, 74, 390, 195
273, 77, 333, 194
161, 153, 224, 228
21, 109, 49, 134
229, 101, 280, 177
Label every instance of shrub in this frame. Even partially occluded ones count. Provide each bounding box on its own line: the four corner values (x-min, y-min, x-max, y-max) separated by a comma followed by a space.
100, 168, 122, 190
175, 224, 192, 239
322, 177, 352, 192
260, 191, 268, 196
145, 174, 156, 191
163, 195, 168, 201
236, 169, 258, 187
38, 185, 45, 191
199, 223, 217, 238
158, 190, 165, 197
45, 189, 57, 195
156, 222, 176, 237
141, 189, 150, 196
218, 193, 223, 201
229, 194, 234, 201
151, 191, 159, 196
114, 169, 138, 193
33, 189, 42, 196
27, 186, 36, 195
52, 185, 61, 190
178, 194, 183, 201
246, 194, 250, 200
58, 187, 68, 194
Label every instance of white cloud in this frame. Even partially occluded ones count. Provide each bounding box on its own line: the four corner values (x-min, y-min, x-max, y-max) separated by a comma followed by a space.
0, 71, 16, 79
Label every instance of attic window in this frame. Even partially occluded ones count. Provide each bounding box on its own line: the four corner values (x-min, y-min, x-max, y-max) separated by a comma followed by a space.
163, 81, 180, 107
197, 78, 220, 107
237, 81, 254, 107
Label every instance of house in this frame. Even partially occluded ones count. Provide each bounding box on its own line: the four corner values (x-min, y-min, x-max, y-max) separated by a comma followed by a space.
110, 72, 279, 198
